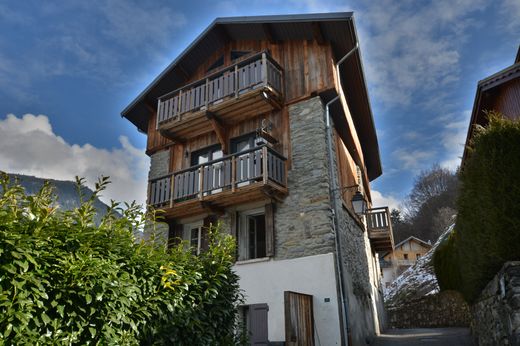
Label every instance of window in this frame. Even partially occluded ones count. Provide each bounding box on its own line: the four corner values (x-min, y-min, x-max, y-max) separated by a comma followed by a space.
231, 50, 251, 61
191, 145, 224, 195
184, 221, 203, 255
206, 55, 224, 72
231, 133, 261, 188
239, 209, 266, 260
403, 253, 408, 260
235, 205, 274, 261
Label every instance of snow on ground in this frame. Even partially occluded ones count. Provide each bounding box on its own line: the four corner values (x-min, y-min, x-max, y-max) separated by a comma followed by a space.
384, 224, 455, 308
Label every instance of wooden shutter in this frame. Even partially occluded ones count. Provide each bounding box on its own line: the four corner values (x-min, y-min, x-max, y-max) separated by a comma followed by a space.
249, 304, 269, 345
265, 203, 275, 257
202, 215, 218, 251
167, 220, 183, 249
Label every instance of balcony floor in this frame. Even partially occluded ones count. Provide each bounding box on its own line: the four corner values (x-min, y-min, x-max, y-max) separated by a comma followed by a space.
156, 179, 287, 219
159, 86, 282, 141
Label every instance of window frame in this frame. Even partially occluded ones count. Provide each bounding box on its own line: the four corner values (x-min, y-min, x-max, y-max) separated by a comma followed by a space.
183, 220, 203, 255
238, 207, 267, 261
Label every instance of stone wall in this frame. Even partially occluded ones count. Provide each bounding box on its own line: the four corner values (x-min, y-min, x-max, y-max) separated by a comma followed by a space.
274, 97, 335, 259
148, 149, 170, 180
387, 290, 470, 329
471, 261, 520, 346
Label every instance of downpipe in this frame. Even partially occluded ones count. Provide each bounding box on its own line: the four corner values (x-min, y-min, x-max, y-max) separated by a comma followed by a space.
325, 42, 359, 346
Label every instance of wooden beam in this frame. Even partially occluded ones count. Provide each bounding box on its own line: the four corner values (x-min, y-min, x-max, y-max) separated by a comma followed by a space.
205, 111, 228, 154
261, 186, 284, 203
200, 201, 225, 215
176, 64, 190, 82
159, 129, 185, 143
216, 25, 231, 43
262, 23, 276, 44
311, 22, 325, 45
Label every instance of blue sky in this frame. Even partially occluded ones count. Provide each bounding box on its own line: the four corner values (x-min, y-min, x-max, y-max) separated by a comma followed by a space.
0, 0, 519, 207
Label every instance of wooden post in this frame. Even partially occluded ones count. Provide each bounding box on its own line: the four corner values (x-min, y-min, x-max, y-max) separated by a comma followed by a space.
234, 65, 239, 99
231, 155, 236, 192
262, 52, 268, 87
156, 99, 162, 129
178, 90, 183, 121
262, 146, 268, 185
198, 166, 204, 200
205, 78, 209, 109
169, 174, 175, 208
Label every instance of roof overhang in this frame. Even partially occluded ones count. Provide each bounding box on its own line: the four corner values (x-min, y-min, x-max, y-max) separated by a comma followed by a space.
121, 12, 382, 180
461, 61, 520, 165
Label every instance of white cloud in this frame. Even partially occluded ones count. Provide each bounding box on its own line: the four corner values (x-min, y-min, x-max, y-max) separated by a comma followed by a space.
500, 0, 520, 34
0, 114, 149, 206
371, 189, 401, 211
355, 0, 488, 108
393, 148, 436, 171
439, 109, 471, 170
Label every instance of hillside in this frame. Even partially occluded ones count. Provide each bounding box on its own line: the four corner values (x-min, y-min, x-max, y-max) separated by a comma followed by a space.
5, 173, 113, 223
384, 224, 454, 307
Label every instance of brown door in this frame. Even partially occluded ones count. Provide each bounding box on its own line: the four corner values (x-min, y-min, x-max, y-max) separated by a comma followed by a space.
249, 304, 269, 345
284, 291, 315, 346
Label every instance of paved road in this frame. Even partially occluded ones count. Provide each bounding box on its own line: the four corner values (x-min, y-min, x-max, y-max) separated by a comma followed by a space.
370, 328, 474, 346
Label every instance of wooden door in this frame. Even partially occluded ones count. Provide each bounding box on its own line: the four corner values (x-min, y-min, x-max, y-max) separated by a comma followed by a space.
284, 291, 315, 346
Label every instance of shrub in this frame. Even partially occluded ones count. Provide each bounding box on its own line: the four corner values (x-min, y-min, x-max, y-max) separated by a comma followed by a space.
434, 113, 520, 302
0, 174, 243, 345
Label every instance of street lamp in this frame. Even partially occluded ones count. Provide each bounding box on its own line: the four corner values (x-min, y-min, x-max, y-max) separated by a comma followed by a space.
351, 190, 367, 215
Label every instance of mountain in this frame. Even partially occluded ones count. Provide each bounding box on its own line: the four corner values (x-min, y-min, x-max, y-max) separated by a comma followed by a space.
5, 173, 113, 223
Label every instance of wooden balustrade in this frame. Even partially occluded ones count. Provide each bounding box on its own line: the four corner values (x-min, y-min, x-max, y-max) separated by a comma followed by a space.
366, 207, 395, 252
156, 52, 283, 128
148, 145, 286, 208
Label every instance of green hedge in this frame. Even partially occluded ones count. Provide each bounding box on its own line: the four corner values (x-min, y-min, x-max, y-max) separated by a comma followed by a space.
434, 113, 520, 302
0, 175, 244, 345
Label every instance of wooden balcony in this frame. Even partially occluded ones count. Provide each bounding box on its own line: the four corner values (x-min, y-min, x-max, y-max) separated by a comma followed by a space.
156, 52, 283, 140
366, 207, 394, 253
148, 145, 287, 218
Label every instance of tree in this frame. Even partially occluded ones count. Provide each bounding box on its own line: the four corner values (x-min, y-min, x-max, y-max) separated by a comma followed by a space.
393, 164, 459, 244
0, 174, 244, 345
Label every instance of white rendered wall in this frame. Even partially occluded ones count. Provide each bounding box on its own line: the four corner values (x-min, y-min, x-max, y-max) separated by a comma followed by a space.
233, 253, 341, 345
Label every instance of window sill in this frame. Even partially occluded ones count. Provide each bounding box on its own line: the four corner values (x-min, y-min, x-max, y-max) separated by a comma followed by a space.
235, 257, 271, 265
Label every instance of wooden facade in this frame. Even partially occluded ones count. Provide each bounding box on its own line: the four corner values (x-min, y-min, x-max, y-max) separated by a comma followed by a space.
462, 52, 520, 165
141, 36, 382, 220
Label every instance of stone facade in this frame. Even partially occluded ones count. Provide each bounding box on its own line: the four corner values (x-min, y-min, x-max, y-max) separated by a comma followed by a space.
146, 149, 171, 241
387, 290, 470, 328
274, 97, 336, 259
471, 261, 520, 346
148, 149, 170, 180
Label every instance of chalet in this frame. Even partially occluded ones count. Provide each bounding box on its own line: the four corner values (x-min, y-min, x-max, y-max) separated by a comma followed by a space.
121, 12, 393, 345
380, 236, 432, 289
462, 45, 520, 165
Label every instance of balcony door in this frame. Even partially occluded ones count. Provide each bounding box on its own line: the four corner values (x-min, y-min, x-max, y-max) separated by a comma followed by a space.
191, 145, 223, 195
232, 133, 260, 187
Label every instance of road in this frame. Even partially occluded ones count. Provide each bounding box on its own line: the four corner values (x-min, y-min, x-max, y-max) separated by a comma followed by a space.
370, 328, 474, 345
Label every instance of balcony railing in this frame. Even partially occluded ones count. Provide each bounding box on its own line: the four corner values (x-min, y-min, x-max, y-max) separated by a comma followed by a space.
149, 145, 286, 208
156, 51, 283, 128
366, 207, 394, 252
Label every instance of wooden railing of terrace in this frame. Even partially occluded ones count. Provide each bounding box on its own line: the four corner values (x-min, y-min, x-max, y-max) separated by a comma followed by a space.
156, 51, 283, 140
366, 207, 394, 252
148, 145, 287, 218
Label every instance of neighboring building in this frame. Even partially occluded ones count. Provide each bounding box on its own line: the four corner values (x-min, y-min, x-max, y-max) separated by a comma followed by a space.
380, 236, 432, 289
462, 45, 520, 165
121, 13, 393, 345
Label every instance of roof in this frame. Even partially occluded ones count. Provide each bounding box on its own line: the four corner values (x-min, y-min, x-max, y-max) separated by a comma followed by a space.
394, 236, 432, 249
381, 236, 432, 258
461, 51, 520, 165
121, 12, 382, 180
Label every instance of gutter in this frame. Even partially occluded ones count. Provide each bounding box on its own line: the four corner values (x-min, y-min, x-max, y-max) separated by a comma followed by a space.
324, 42, 359, 346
